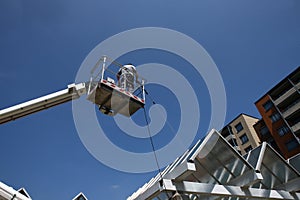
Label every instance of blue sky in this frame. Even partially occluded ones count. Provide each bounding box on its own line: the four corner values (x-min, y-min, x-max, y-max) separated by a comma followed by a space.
0, 0, 300, 199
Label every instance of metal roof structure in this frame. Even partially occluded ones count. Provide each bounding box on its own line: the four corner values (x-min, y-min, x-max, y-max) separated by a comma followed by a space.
0, 182, 31, 200
72, 192, 88, 200
127, 129, 300, 200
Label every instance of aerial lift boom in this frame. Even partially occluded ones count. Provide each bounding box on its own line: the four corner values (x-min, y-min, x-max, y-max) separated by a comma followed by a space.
0, 56, 146, 124
0, 83, 86, 124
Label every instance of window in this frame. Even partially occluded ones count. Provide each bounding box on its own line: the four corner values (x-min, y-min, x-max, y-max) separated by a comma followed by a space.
270, 113, 281, 123
235, 123, 243, 132
260, 126, 270, 136
263, 100, 273, 111
245, 145, 253, 153
286, 139, 300, 152
277, 125, 290, 136
240, 134, 249, 144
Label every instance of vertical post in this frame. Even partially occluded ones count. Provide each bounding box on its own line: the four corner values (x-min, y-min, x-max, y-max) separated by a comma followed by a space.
87, 76, 93, 95
288, 78, 300, 95
101, 56, 106, 81
255, 142, 267, 171
142, 79, 146, 104
124, 68, 127, 91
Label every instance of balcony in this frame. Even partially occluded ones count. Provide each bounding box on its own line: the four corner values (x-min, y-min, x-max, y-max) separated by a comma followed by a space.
282, 100, 300, 118
296, 81, 300, 90
274, 83, 299, 105
291, 122, 300, 134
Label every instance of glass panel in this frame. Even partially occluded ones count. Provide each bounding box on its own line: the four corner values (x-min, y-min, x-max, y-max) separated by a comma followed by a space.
239, 134, 249, 144
270, 112, 281, 123
263, 100, 273, 111
286, 139, 300, 152
235, 123, 243, 132
277, 125, 290, 136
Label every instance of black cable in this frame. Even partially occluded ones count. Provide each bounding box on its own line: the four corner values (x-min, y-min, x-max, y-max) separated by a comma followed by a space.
144, 89, 179, 139
142, 107, 162, 176
144, 89, 156, 104
142, 107, 172, 199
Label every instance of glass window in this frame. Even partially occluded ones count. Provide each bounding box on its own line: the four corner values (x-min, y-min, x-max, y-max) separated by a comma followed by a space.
240, 134, 249, 145
270, 113, 281, 123
260, 126, 270, 136
263, 100, 273, 111
286, 139, 300, 152
245, 145, 253, 153
277, 125, 290, 136
235, 122, 243, 132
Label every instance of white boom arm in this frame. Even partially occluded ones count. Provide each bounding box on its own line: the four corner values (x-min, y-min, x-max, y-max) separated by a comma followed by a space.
0, 83, 86, 124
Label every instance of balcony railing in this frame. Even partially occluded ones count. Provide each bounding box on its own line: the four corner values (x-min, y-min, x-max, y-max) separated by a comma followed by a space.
274, 82, 300, 105
291, 122, 300, 134
282, 99, 300, 118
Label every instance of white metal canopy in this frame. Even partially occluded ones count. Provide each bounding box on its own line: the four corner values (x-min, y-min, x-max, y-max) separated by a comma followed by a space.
127, 129, 300, 200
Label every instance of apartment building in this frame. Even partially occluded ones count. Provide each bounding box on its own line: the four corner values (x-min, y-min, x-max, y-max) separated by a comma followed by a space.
254, 66, 300, 159
220, 113, 260, 155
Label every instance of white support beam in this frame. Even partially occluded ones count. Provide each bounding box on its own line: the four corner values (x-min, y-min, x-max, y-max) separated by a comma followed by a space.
161, 179, 298, 200
0, 182, 31, 200
0, 83, 86, 124
128, 178, 300, 200
164, 161, 196, 181
274, 177, 300, 192
255, 142, 267, 171
227, 170, 263, 187
128, 181, 162, 200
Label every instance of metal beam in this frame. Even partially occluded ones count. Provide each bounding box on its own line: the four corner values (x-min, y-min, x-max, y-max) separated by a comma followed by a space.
128, 178, 300, 200
274, 177, 300, 192
0, 182, 31, 200
127, 181, 162, 200
164, 161, 196, 181
161, 179, 299, 200
255, 142, 267, 171
227, 170, 263, 187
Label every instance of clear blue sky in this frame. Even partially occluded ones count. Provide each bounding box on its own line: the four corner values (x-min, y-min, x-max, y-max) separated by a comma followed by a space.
0, 0, 300, 199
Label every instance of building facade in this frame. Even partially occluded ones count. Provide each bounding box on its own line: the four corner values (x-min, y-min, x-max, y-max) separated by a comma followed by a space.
254, 66, 300, 159
220, 113, 261, 155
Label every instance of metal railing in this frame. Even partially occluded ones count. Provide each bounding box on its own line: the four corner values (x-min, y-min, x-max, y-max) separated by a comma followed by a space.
87, 55, 146, 101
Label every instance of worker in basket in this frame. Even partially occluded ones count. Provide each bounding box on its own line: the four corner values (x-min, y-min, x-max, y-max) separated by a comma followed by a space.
117, 64, 138, 93
99, 64, 138, 116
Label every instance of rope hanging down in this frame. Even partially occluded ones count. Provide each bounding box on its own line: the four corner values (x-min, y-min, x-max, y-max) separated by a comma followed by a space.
142, 107, 172, 199
142, 107, 163, 177
144, 89, 178, 136
142, 90, 183, 199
